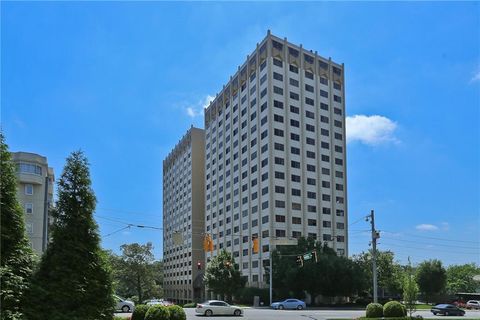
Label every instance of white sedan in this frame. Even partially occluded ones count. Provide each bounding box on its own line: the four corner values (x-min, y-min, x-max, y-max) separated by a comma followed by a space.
195, 300, 243, 316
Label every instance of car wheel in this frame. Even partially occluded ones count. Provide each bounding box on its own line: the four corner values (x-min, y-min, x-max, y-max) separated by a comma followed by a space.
205, 309, 213, 317
234, 309, 242, 316
433, 312, 437, 315
121, 305, 130, 313
297, 305, 303, 310
278, 305, 284, 310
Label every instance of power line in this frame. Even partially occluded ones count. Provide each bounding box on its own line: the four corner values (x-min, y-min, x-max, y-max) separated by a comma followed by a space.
382, 235, 479, 250
382, 230, 479, 244
379, 241, 478, 256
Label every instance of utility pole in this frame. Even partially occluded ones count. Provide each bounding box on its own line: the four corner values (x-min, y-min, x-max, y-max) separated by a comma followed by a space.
367, 209, 380, 303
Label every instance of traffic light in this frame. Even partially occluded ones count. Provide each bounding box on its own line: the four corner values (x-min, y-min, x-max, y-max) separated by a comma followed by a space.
203, 235, 209, 251
296, 255, 304, 267
252, 237, 259, 254
203, 234, 214, 252
197, 261, 202, 270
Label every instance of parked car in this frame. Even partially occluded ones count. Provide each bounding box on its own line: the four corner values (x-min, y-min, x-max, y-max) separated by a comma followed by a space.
114, 295, 135, 313
195, 300, 243, 316
467, 300, 480, 309
147, 299, 173, 306
431, 304, 465, 316
271, 298, 306, 310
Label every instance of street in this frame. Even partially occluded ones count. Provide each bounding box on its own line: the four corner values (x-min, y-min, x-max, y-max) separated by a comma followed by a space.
114, 308, 480, 320
184, 308, 480, 320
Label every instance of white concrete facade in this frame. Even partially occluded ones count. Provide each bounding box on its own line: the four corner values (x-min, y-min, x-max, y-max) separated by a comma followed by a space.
203, 32, 348, 288
163, 127, 205, 303
11, 152, 54, 255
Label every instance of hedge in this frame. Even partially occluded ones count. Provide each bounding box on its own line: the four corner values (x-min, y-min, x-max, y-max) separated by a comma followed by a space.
144, 305, 170, 320
131, 304, 149, 320
384, 301, 407, 318
366, 303, 383, 318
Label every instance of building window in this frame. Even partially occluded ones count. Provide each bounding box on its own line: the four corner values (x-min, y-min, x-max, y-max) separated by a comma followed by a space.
17, 163, 42, 175
273, 72, 283, 81
275, 215, 286, 223
273, 58, 283, 67
292, 217, 301, 224
289, 64, 298, 73
25, 203, 33, 214
275, 229, 286, 237
25, 184, 33, 195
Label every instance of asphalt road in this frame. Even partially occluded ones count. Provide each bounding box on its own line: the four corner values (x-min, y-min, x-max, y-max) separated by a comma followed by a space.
114, 308, 480, 320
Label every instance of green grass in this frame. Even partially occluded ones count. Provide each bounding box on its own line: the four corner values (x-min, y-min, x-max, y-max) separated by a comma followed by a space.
415, 304, 432, 310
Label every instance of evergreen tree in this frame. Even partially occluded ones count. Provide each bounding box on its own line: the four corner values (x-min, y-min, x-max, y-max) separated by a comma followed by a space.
24, 151, 114, 320
0, 133, 35, 320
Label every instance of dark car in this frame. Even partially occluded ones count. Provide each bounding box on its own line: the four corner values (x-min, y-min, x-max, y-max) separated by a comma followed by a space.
431, 304, 465, 316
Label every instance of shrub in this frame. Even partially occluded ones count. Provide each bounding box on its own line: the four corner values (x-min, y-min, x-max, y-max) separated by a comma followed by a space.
235, 286, 269, 305
366, 303, 384, 318
182, 303, 196, 308
168, 305, 186, 320
131, 304, 150, 320
384, 301, 406, 317
145, 305, 170, 320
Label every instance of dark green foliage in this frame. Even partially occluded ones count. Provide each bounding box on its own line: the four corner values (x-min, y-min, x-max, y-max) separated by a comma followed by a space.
181, 303, 196, 308
204, 249, 246, 302
235, 287, 269, 305
272, 237, 367, 303
353, 250, 404, 297
384, 301, 406, 317
0, 133, 35, 320
131, 304, 150, 320
107, 243, 163, 303
366, 302, 383, 318
144, 305, 170, 320
416, 259, 446, 303
23, 151, 115, 320
168, 305, 186, 320
446, 263, 480, 294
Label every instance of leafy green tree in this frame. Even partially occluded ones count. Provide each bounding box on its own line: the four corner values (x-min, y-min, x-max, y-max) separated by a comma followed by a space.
24, 151, 115, 320
272, 237, 367, 304
353, 250, 404, 298
446, 263, 480, 294
0, 133, 35, 320
204, 249, 246, 302
403, 258, 418, 317
109, 242, 163, 303
416, 259, 446, 304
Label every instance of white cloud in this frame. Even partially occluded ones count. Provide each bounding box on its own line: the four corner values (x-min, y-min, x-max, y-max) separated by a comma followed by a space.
346, 115, 398, 145
471, 71, 480, 82
415, 224, 439, 231
184, 95, 215, 118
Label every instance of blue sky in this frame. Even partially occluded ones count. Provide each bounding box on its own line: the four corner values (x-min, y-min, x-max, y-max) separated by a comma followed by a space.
2, 2, 479, 265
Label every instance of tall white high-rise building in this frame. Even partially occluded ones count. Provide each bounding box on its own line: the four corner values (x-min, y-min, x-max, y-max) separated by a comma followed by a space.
163, 127, 206, 304
203, 31, 348, 288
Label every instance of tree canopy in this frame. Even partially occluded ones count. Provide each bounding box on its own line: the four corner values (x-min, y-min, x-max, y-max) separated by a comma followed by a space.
272, 237, 367, 304
24, 151, 114, 320
0, 133, 35, 320
446, 263, 480, 294
108, 242, 163, 303
416, 259, 447, 303
204, 249, 246, 302
352, 250, 404, 298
